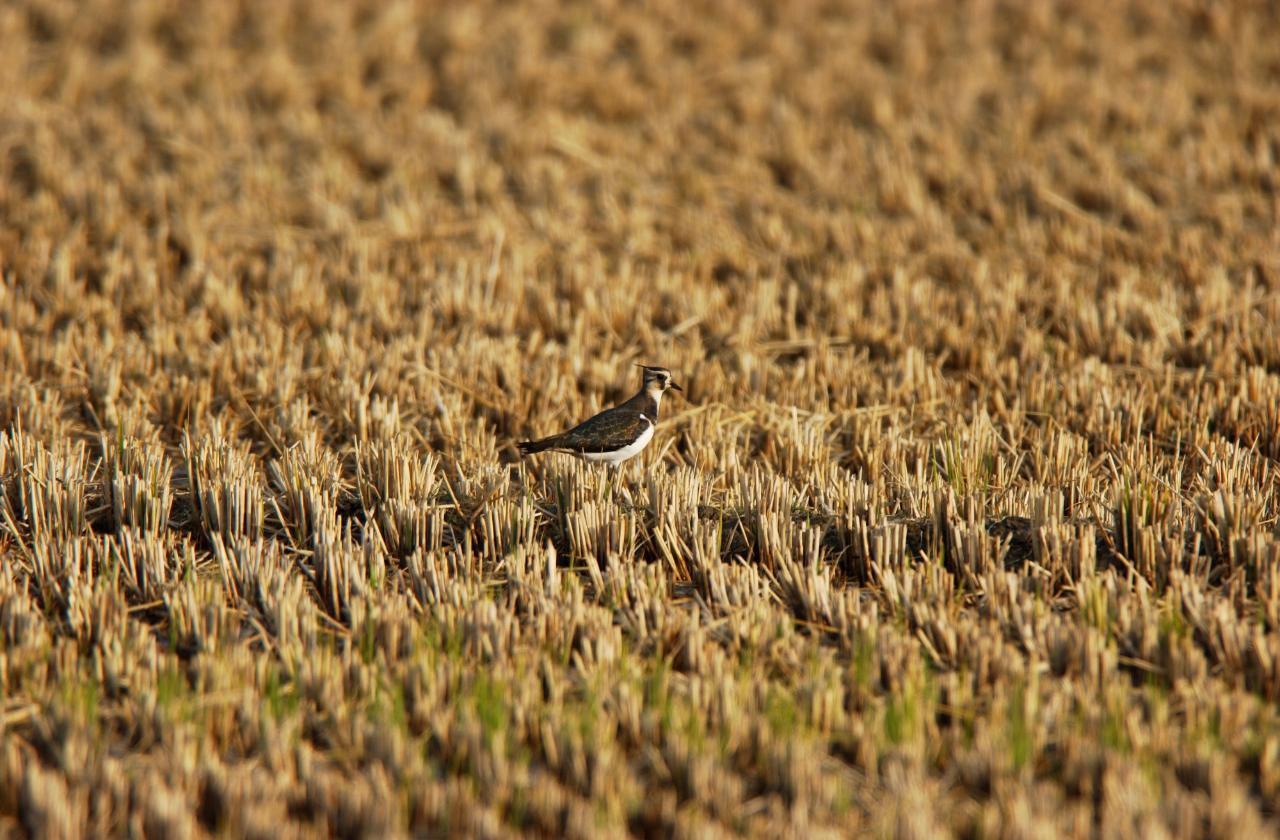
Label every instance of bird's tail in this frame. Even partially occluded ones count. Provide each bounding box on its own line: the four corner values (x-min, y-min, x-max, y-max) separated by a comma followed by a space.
516, 437, 557, 457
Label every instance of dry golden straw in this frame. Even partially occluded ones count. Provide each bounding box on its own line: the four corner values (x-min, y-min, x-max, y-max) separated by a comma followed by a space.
2, 1, 1280, 837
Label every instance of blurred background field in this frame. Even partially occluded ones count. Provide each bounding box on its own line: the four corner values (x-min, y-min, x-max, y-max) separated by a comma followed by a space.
2, 0, 1280, 836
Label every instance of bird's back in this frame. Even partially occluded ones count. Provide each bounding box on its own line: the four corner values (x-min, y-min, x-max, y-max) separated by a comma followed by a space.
520, 390, 657, 455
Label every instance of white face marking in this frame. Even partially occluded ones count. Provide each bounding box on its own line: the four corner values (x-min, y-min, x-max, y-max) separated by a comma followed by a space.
580, 417, 655, 465
644, 369, 671, 393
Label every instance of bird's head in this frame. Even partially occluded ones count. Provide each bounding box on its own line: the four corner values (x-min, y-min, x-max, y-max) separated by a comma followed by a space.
636, 364, 683, 397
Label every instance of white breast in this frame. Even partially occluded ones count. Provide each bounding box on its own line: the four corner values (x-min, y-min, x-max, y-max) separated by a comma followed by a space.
581, 416, 655, 465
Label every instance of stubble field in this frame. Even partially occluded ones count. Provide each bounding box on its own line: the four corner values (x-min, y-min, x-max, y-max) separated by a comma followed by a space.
3, 0, 1280, 837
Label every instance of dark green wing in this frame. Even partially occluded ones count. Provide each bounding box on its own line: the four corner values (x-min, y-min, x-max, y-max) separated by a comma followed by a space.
546, 407, 651, 454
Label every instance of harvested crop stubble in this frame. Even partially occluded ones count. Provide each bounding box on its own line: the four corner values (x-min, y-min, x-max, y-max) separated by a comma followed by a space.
3, 0, 1280, 837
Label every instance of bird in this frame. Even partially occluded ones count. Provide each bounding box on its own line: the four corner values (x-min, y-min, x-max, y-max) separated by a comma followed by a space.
517, 365, 683, 467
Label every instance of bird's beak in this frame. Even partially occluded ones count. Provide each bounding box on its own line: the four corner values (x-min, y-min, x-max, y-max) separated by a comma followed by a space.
669, 381, 683, 393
